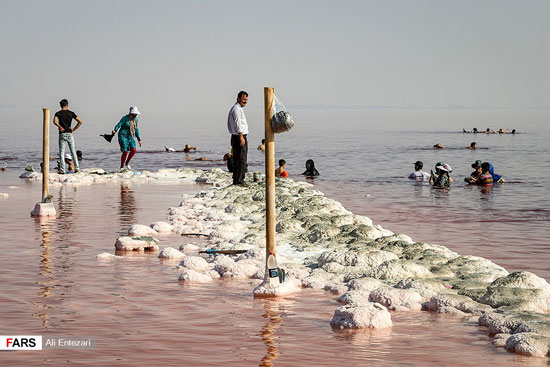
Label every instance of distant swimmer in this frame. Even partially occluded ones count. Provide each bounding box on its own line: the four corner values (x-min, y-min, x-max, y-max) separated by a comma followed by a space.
463, 128, 471, 133
302, 159, 319, 177
508, 129, 516, 134
473, 128, 479, 133
275, 159, 289, 178
466, 142, 477, 150
186, 155, 208, 161
183, 144, 197, 153
430, 162, 453, 188
164, 145, 176, 152
408, 160, 430, 181
433, 143, 445, 149
486, 128, 495, 134
498, 128, 504, 134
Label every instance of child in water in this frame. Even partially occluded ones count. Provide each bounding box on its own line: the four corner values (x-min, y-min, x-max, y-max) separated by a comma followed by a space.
275, 159, 289, 178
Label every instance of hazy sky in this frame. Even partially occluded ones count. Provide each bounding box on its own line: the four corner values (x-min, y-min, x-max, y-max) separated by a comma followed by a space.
1, 0, 549, 127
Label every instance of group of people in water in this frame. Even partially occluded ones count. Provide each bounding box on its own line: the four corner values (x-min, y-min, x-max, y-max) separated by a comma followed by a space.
408, 159, 503, 189
463, 128, 516, 134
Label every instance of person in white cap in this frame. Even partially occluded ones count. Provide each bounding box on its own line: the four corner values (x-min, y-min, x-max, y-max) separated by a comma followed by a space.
112, 106, 142, 171
430, 162, 454, 188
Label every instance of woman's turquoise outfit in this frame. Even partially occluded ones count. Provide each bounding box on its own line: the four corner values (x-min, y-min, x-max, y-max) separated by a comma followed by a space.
113, 115, 140, 152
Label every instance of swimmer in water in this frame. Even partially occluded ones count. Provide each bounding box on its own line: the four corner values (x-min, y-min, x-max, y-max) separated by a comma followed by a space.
408, 160, 430, 181
275, 159, 289, 178
183, 144, 197, 153
301, 159, 319, 177
465, 160, 482, 184
433, 143, 445, 149
430, 162, 453, 188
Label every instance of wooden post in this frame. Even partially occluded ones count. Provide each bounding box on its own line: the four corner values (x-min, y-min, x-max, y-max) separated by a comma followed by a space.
42, 108, 50, 202
264, 87, 275, 258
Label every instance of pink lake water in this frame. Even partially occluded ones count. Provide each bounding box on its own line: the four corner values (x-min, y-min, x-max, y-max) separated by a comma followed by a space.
0, 173, 548, 366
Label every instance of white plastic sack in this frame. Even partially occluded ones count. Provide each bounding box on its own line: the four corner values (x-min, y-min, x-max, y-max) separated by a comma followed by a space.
271, 95, 294, 133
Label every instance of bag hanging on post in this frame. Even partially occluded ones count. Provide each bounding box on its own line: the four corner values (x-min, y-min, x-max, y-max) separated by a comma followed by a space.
271, 95, 294, 133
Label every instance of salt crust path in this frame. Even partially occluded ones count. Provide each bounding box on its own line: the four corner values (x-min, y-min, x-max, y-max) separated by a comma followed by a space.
21, 167, 550, 357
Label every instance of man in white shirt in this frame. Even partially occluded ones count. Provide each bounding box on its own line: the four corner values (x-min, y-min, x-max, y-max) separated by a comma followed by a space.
408, 160, 430, 181
227, 91, 249, 186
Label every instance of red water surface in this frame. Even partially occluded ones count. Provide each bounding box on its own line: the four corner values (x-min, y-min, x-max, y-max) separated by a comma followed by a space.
0, 175, 547, 366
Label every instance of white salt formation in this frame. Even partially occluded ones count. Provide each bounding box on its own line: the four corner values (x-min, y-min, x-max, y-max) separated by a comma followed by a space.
150, 221, 173, 233
253, 278, 302, 297
178, 269, 212, 283
19, 167, 204, 185
115, 236, 159, 252
33, 168, 550, 358
331, 303, 392, 329
30, 202, 56, 217
128, 224, 158, 237
96, 252, 120, 260
179, 244, 200, 253
158, 247, 186, 259
179, 256, 210, 272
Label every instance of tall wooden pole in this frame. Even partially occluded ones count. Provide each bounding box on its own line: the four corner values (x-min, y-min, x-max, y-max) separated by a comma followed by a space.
42, 108, 50, 202
264, 87, 275, 257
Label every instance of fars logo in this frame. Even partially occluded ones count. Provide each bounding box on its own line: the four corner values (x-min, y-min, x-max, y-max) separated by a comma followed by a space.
0, 336, 42, 350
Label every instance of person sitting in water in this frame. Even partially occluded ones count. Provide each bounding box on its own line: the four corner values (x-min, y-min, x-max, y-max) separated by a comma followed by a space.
498, 128, 504, 134
430, 162, 453, 188
76, 150, 83, 161
257, 139, 265, 151
223, 152, 234, 173
302, 159, 319, 177
463, 128, 470, 133
433, 143, 445, 149
275, 159, 289, 178
486, 128, 495, 134
408, 160, 430, 181
186, 155, 208, 161
466, 142, 477, 150
509, 129, 516, 134
476, 162, 494, 187
465, 160, 482, 184
183, 144, 197, 153
473, 128, 479, 133
57, 154, 75, 173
